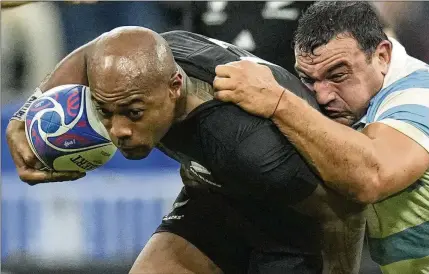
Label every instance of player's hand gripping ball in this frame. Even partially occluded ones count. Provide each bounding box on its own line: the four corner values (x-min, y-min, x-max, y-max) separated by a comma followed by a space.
24, 85, 117, 172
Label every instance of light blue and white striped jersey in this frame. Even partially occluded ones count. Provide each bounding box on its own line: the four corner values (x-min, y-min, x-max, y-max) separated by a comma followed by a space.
357, 38, 429, 274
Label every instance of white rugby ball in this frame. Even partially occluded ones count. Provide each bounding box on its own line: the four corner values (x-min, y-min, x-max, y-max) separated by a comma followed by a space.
24, 84, 117, 172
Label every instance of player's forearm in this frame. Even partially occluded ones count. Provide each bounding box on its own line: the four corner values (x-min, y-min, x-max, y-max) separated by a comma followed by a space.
292, 187, 365, 274
272, 90, 381, 203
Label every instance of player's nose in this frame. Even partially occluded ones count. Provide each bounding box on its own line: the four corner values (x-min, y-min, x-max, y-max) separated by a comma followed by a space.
109, 115, 132, 139
313, 81, 336, 105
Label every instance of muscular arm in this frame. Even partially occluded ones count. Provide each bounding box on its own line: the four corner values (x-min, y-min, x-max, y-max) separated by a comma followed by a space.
214, 60, 429, 204
271, 90, 429, 203
292, 185, 365, 274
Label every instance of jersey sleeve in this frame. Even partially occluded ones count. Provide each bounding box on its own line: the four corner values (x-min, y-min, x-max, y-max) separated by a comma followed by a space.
228, 124, 320, 204
372, 88, 429, 152
198, 104, 320, 205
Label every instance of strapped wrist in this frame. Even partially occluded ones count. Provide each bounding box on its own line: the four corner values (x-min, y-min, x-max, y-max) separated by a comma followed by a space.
10, 88, 43, 122
269, 88, 286, 119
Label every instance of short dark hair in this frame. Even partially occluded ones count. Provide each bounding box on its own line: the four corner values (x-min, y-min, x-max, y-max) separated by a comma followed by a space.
293, 1, 388, 57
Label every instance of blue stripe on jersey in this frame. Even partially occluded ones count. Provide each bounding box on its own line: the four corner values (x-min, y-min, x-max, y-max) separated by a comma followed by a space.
368, 220, 429, 266
367, 69, 429, 123
376, 104, 429, 136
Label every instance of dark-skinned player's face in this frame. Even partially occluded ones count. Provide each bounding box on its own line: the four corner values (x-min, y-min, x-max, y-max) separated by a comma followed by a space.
88, 57, 182, 160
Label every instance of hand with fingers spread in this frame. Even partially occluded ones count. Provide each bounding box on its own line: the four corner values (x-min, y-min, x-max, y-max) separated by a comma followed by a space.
6, 120, 86, 185
213, 60, 286, 119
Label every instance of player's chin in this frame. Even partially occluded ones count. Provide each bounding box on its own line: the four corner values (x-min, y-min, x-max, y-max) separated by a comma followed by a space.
119, 146, 151, 160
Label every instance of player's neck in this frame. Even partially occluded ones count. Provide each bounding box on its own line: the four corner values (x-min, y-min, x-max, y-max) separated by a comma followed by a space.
174, 65, 214, 122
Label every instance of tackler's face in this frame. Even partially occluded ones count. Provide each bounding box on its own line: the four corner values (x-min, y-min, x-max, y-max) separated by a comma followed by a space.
294, 34, 391, 126
88, 58, 182, 160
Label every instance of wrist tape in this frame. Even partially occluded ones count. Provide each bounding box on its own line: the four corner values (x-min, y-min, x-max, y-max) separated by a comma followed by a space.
10, 88, 43, 122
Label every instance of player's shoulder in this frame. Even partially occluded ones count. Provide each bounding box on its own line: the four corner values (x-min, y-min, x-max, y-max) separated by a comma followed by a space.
161, 30, 213, 54
372, 52, 429, 110
364, 68, 429, 150
161, 30, 248, 55
161, 30, 238, 60
190, 100, 271, 148
162, 31, 318, 108
385, 68, 429, 95
369, 68, 429, 120
161, 31, 240, 84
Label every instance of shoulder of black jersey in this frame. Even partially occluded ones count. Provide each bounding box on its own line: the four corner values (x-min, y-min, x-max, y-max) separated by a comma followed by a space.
161, 31, 242, 84
161, 31, 319, 110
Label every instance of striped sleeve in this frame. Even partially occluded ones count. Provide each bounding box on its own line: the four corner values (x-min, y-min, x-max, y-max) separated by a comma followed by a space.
373, 88, 429, 152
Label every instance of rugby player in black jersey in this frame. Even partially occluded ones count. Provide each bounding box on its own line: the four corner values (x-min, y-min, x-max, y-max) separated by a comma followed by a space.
6, 27, 365, 274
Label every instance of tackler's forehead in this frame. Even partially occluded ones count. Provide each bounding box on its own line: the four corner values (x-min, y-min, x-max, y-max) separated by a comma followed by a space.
295, 36, 364, 76
296, 36, 361, 61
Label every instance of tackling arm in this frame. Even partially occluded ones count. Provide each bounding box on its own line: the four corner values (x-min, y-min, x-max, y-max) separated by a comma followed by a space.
271, 91, 429, 204
213, 60, 429, 204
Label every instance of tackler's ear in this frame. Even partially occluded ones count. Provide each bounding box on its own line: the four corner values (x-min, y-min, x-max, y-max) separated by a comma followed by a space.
169, 70, 183, 99
375, 40, 392, 76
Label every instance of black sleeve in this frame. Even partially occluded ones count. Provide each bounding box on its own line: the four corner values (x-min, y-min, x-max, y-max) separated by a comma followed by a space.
226, 124, 319, 205
162, 30, 320, 110
198, 104, 320, 205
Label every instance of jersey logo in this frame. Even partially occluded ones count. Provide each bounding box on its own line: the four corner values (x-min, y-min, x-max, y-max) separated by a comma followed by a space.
189, 161, 222, 188
172, 199, 189, 209
190, 161, 211, 175
162, 214, 184, 221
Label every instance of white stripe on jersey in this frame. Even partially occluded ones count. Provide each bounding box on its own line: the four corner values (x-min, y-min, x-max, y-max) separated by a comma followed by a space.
374, 88, 429, 121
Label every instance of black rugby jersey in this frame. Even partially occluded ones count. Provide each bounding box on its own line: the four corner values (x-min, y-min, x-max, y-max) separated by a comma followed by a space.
161, 30, 319, 110
158, 31, 323, 253
159, 31, 320, 204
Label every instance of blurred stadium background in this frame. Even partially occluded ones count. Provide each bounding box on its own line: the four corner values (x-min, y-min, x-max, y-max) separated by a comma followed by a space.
2, 1, 428, 273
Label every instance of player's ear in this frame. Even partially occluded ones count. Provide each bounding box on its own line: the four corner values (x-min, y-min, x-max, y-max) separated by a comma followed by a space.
374, 40, 392, 75
169, 71, 182, 99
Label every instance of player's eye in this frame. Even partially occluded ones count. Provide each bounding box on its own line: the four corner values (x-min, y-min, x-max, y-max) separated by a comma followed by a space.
329, 73, 346, 83
127, 110, 143, 120
96, 107, 112, 118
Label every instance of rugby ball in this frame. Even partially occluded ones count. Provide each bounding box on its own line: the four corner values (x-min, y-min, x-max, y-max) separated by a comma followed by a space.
24, 84, 117, 172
